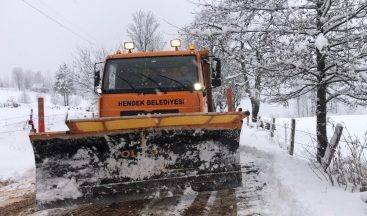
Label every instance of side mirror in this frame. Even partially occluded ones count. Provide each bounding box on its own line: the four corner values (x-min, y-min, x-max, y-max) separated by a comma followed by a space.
94, 71, 101, 87
211, 58, 222, 87
215, 58, 221, 79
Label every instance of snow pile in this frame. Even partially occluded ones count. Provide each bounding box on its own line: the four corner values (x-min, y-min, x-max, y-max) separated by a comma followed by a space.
241, 126, 367, 216
37, 177, 82, 203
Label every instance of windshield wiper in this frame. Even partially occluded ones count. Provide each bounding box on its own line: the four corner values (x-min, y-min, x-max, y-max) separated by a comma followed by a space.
138, 73, 165, 92
115, 73, 136, 90
158, 74, 192, 91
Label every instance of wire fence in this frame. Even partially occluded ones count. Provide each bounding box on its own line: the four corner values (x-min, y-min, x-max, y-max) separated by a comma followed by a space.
0, 111, 95, 136
0, 110, 96, 153
251, 116, 367, 188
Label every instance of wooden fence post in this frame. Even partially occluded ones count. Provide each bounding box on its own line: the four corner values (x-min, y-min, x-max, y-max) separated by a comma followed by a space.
322, 124, 343, 170
289, 119, 296, 156
246, 116, 250, 126
270, 118, 276, 138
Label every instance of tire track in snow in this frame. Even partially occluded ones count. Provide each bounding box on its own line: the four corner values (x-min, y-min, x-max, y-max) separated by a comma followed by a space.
1, 146, 270, 215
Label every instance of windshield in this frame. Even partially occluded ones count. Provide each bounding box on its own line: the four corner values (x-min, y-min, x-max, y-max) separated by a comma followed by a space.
103, 55, 198, 93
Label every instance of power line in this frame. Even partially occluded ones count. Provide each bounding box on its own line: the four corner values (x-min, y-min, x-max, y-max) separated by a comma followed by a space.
36, 0, 100, 43
20, 0, 95, 45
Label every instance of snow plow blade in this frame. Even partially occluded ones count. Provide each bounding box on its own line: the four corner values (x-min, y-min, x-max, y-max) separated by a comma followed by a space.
29, 112, 248, 210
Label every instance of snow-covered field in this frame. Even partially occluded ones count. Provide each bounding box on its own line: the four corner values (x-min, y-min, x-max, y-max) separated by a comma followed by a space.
1, 88, 367, 215
0, 88, 95, 179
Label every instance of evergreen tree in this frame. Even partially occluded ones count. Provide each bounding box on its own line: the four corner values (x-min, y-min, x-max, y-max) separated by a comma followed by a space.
54, 64, 74, 106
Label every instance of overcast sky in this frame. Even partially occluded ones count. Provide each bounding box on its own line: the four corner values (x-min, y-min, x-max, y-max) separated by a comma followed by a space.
0, 0, 196, 79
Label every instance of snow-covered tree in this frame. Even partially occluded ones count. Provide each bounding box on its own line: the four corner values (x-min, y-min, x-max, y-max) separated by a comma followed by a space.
33, 71, 45, 85
54, 64, 74, 106
0, 77, 6, 88
127, 10, 165, 52
260, 0, 367, 162
185, 0, 367, 163
182, 1, 277, 121
72, 47, 107, 100
23, 70, 34, 90
12, 67, 24, 90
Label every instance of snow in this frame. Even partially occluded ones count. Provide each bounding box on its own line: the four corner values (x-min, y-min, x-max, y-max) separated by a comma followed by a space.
315, 33, 329, 51
241, 127, 367, 216
360, 72, 367, 81
37, 177, 82, 202
0, 88, 94, 179
1, 87, 367, 214
105, 153, 178, 180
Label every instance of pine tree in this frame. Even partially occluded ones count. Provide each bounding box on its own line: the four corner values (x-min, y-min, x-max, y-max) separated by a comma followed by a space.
54, 64, 74, 106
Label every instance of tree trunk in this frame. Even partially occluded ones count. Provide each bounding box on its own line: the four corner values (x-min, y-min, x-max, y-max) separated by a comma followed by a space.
297, 97, 300, 117
250, 98, 260, 122
316, 85, 328, 163
251, 69, 262, 123
315, 1, 328, 163
315, 47, 328, 163
63, 93, 67, 106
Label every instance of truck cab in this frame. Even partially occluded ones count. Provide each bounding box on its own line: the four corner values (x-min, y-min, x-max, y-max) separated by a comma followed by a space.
94, 40, 221, 118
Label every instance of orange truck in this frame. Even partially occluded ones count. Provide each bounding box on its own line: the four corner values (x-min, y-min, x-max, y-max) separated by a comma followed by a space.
29, 39, 249, 210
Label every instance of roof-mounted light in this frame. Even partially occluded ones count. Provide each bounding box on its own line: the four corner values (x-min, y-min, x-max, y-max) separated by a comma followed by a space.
124, 42, 135, 53
170, 39, 181, 51
188, 44, 196, 50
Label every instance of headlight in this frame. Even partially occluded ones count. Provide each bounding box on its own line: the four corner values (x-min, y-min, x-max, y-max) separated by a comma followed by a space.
194, 83, 202, 91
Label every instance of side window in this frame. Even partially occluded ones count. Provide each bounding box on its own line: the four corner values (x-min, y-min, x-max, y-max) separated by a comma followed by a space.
105, 64, 117, 89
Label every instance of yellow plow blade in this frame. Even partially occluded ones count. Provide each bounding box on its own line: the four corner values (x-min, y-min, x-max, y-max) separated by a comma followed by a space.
66, 112, 246, 134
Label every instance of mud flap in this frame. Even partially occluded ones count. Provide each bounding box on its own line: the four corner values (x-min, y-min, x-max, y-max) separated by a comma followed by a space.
31, 128, 241, 210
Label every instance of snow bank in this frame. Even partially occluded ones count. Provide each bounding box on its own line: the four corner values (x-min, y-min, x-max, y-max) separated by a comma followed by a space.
0, 88, 94, 179
241, 126, 367, 216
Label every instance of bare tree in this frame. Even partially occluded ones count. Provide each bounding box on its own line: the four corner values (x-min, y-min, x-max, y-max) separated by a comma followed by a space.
33, 71, 45, 85
23, 70, 34, 90
127, 10, 165, 52
12, 67, 24, 90
72, 47, 108, 99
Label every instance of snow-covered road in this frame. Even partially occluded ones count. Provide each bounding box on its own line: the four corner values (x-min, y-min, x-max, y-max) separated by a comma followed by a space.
0, 143, 269, 216
1, 89, 367, 215
1, 127, 367, 215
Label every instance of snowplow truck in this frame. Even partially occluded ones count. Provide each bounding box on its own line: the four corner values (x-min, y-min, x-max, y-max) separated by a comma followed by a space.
29, 40, 249, 210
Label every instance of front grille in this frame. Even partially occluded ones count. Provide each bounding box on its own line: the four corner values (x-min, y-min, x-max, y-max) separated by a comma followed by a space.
120, 109, 179, 116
